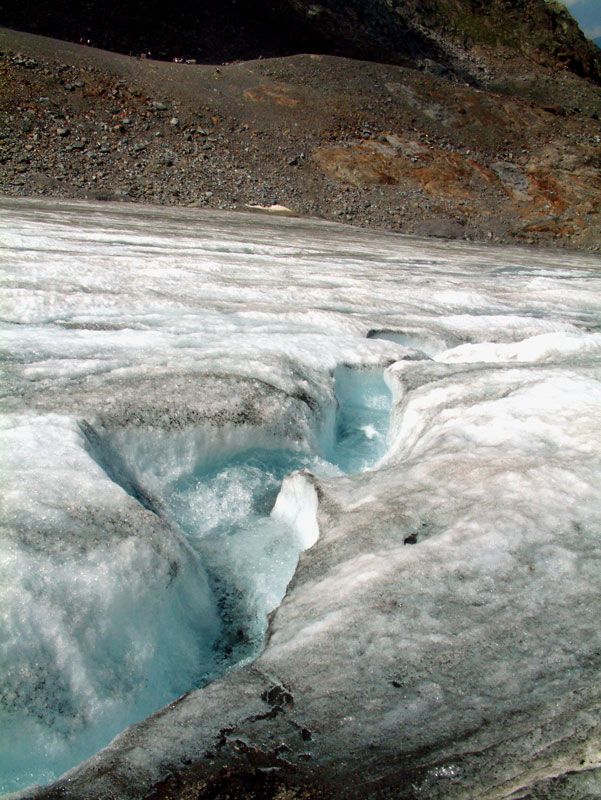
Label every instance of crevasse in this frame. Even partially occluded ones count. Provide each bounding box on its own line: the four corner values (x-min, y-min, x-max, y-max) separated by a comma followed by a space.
0, 366, 391, 795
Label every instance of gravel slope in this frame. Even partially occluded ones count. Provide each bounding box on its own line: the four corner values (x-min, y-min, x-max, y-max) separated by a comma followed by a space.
1, 27, 600, 251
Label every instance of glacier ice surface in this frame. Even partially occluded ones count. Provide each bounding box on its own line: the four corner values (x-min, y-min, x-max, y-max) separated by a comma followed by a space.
1, 197, 601, 799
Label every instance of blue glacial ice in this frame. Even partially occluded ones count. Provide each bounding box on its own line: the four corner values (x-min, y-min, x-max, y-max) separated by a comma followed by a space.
0, 360, 390, 793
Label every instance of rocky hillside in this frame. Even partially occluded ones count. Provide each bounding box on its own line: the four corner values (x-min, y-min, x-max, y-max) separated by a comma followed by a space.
1, 0, 600, 251
2, 0, 600, 82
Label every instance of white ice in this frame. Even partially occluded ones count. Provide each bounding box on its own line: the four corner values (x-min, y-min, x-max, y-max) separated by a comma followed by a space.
1, 197, 601, 798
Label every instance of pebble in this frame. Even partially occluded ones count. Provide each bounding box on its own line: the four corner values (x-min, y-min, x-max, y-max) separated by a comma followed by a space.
12, 55, 37, 68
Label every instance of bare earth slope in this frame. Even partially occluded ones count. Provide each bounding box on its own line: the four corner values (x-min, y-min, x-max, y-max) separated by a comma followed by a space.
1, 26, 600, 251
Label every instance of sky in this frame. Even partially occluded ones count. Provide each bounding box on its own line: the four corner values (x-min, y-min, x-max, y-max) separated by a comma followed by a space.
560, 0, 601, 40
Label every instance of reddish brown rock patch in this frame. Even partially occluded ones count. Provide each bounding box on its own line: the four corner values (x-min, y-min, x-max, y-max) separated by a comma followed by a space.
244, 84, 301, 107
313, 139, 499, 200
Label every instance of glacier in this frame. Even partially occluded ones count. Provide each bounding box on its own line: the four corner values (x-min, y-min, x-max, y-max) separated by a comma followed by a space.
1, 197, 601, 799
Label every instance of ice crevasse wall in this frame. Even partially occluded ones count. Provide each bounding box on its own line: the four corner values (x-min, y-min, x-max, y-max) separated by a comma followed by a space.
2, 197, 601, 800
1, 362, 392, 792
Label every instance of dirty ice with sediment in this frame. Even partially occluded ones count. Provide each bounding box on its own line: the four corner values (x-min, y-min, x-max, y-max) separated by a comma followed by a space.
1, 197, 601, 799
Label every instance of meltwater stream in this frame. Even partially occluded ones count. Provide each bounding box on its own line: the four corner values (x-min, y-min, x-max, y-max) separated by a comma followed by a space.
0, 367, 391, 795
